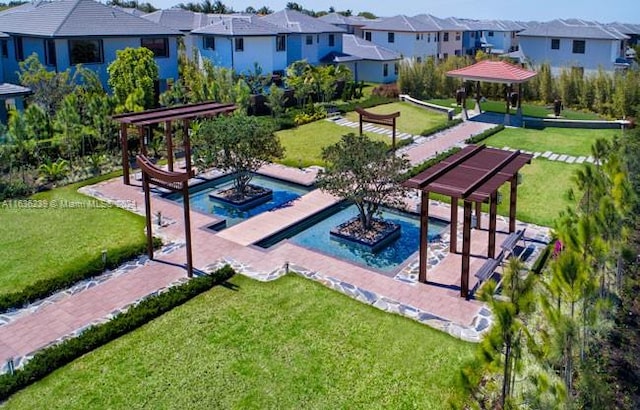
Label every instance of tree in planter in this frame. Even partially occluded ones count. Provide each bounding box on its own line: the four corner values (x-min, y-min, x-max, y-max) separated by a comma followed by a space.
316, 133, 408, 233
193, 114, 284, 199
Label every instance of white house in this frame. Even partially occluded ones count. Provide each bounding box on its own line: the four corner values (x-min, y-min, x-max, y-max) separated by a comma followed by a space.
360, 15, 440, 62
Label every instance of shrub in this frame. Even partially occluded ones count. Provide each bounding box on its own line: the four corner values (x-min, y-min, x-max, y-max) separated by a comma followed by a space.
404, 147, 462, 179
420, 119, 463, 137
293, 105, 327, 126
0, 237, 162, 313
372, 83, 399, 99
0, 179, 33, 201
0, 265, 235, 401
465, 124, 505, 144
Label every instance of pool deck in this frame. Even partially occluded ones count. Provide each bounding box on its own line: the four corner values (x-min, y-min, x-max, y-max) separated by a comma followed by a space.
0, 130, 551, 371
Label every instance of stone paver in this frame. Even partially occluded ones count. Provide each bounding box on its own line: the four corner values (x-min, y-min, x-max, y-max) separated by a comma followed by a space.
557, 154, 568, 162
542, 151, 552, 158
576, 156, 586, 164
549, 153, 559, 161
566, 156, 576, 164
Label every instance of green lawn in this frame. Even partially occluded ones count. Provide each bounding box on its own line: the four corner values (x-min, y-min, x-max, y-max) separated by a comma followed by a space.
344, 102, 449, 136
0, 174, 146, 296
483, 127, 618, 157
4, 274, 474, 409
277, 120, 390, 168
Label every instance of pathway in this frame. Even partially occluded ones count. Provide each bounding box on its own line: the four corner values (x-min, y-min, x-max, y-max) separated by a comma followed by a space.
496, 147, 597, 164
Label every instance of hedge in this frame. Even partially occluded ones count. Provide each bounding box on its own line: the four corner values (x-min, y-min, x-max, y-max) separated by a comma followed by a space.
0, 237, 162, 313
405, 147, 462, 179
419, 118, 463, 137
0, 265, 236, 401
464, 124, 505, 144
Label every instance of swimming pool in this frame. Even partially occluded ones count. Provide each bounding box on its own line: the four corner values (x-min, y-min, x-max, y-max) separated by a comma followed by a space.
167, 174, 312, 229
257, 203, 449, 273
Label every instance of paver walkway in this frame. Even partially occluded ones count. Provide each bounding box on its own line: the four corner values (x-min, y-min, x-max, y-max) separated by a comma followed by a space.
496, 146, 596, 165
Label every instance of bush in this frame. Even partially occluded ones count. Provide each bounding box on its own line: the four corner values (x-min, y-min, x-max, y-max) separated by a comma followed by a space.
405, 147, 462, 179
293, 105, 327, 126
420, 119, 463, 137
0, 179, 33, 201
0, 265, 235, 401
333, 95, 396, 114
465, 124, 505, 144
372, 83, 399, 99
0, 237, 162, 313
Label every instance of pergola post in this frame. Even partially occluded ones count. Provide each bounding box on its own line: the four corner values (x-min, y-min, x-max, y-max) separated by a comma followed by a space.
142, 173, 154, 259
120, 124, 130, 185
182, 182, 193, 278
392, 117, 396, 151
450, 197, 458, 253
509, 176, 518, 233
138, 126, 147, 156
488, 191, 498, 258
358, 113, 363, 136
419, 190, 430, 283
182, 119, 193, 178
165, 120, 174, 172
474, 201, 482, 230
461, 200, 472, 298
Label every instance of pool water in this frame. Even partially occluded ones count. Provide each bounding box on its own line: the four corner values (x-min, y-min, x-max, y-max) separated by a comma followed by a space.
167, 174, 311, 229
258, 203, 449, 273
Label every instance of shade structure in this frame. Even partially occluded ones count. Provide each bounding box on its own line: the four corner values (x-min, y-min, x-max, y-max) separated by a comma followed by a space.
403, 144, 533, 298
446, 60, 538, 85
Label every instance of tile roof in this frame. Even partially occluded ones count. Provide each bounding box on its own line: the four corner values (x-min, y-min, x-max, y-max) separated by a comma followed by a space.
414, 14, 463, 31
362, 15, 440, 32
318, 12, 366, 27
0, 83, 31, 97
607, 22, 640, 35
446, 60, 538, 84
260, 9, 345, 34
0, 0, 180, 37
342, 34, 401, 61
0, 32, 8, 38
142, 9, 206, 31
518, 19, 629, 40
192, 15, 290, 36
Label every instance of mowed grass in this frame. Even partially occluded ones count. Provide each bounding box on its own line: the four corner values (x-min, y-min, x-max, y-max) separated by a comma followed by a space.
0, 174, 146, 295
4, 274, 474, 409
344, 102, 449, 136
277, 120, 390, 167
483, 127, 618, 157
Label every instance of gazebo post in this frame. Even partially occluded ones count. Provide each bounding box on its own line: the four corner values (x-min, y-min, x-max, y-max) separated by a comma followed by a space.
120, 124, 130, 185
461, 200, 472, 298
450, 197, 458, 253
138, 126, 147, 156
488, 192, 498, 258
142, 173, 154, 259
358, 113, 363, 136
418, 190, 430, 283
182, 119, 194, 178
509, 176, 518, 233
476, 80, 481, 112
475, 201, 482, 230
517, 83, 523, 117
182, 182, 193, 278
165, 120, 174, 172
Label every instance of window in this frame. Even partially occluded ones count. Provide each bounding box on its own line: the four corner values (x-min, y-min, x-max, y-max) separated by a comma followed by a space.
572, 40, 585, 54
436, 32, 440, 42
365, 31, 371, 41
141, 37, 169, 57
471, 32, 475, 38
306, 35, 313, 45
416, 33, 420, 40
276, 35, 286, 51
388, 32, 394, 43
394, 63, 399, 75
420, 33, 424, 40
455, 32, 461, 41
572, 66, 584, 77
488, 31, 494, 37
14, 36, 23, 61
235, 37, 244, 52
328, 34, 335, 47
1, 40, 7, 58
443, 53, 448, 59
427, 33, 431, 43
443, 32, 449, 42
44, 39, 56, 66
551, 38, 560, 50
203, 36, 215, 50
416, 57, 422, 63
383, 63, 388, 77
317, 35, 319, 43
69, 39, 102, 64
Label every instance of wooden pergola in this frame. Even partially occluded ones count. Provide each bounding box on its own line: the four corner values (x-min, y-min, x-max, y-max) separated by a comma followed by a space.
446, 60, 537, 119
355, 107, 400, 150
403, 145, 533, 298
111, 102, 237, 185
137, 154, 194, 277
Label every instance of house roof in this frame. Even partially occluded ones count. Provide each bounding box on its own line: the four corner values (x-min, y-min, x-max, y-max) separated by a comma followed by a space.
0, 83, 31, 98
446, 60, 538, 84
112, 6, 146, 17
518, 19, 629, 40
192, 15, 290, 36
342, 34, 401, 61
260, 9, 345, 34
362, 15, 440, 32
607, 22, 640, 35
0, 32, 8, 38
318, 13, 366, 27
414, 14, 463, 31
0, 0, 181, 37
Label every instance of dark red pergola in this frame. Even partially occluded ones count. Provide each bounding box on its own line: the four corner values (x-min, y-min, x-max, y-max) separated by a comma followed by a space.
112, 102, 237, 185
404, 144, 532, 298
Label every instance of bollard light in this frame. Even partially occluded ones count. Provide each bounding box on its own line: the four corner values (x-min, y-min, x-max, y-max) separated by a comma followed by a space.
101, 249, 107, 267
7, 358, 14, 375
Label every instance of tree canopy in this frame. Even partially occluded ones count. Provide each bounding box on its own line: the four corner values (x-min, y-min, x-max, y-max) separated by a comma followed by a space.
107, 47, 159, 113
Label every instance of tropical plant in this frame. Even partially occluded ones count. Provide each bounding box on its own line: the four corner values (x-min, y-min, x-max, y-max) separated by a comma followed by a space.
18, 54, 77, 116
107, 47, 159, 112
38, 158, 69, 184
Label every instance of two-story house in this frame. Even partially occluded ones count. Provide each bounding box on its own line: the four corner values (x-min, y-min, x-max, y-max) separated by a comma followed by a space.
142, 8, 214, 55
317, 13, 368, 37
517, 19, 630, 74
0, 31, 30, 123
415, 14, 465, 58
261, 9, 345, 67
360, 15, 440, 61
191, 15, 290, 75
0, 0, 181, 91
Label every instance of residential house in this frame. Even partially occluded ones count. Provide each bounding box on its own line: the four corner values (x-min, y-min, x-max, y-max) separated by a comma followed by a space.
191, 15, 290, 75
360, 15, 440, 62
606, 22, 640, 47
455, 19, 525, 56
260, 9, 345, 67
0, 32, 30, 123
317, 12, 367, 36
517, 19, 630, 74
324, 34, 401, 83
415, 14, 465, 58
142, 8, 213, 55
0, 0, 181, 91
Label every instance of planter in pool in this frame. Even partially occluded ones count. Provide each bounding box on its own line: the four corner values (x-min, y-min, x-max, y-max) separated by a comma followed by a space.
209, 184, 273, 210
330, 217, 401, 253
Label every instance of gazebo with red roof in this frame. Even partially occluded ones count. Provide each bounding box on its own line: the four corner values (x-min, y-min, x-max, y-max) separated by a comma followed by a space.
446, 60, 537, 121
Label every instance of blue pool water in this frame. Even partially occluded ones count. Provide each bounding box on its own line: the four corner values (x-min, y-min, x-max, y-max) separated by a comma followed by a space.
167, 174, 311, 229
258, 203, 449, 273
